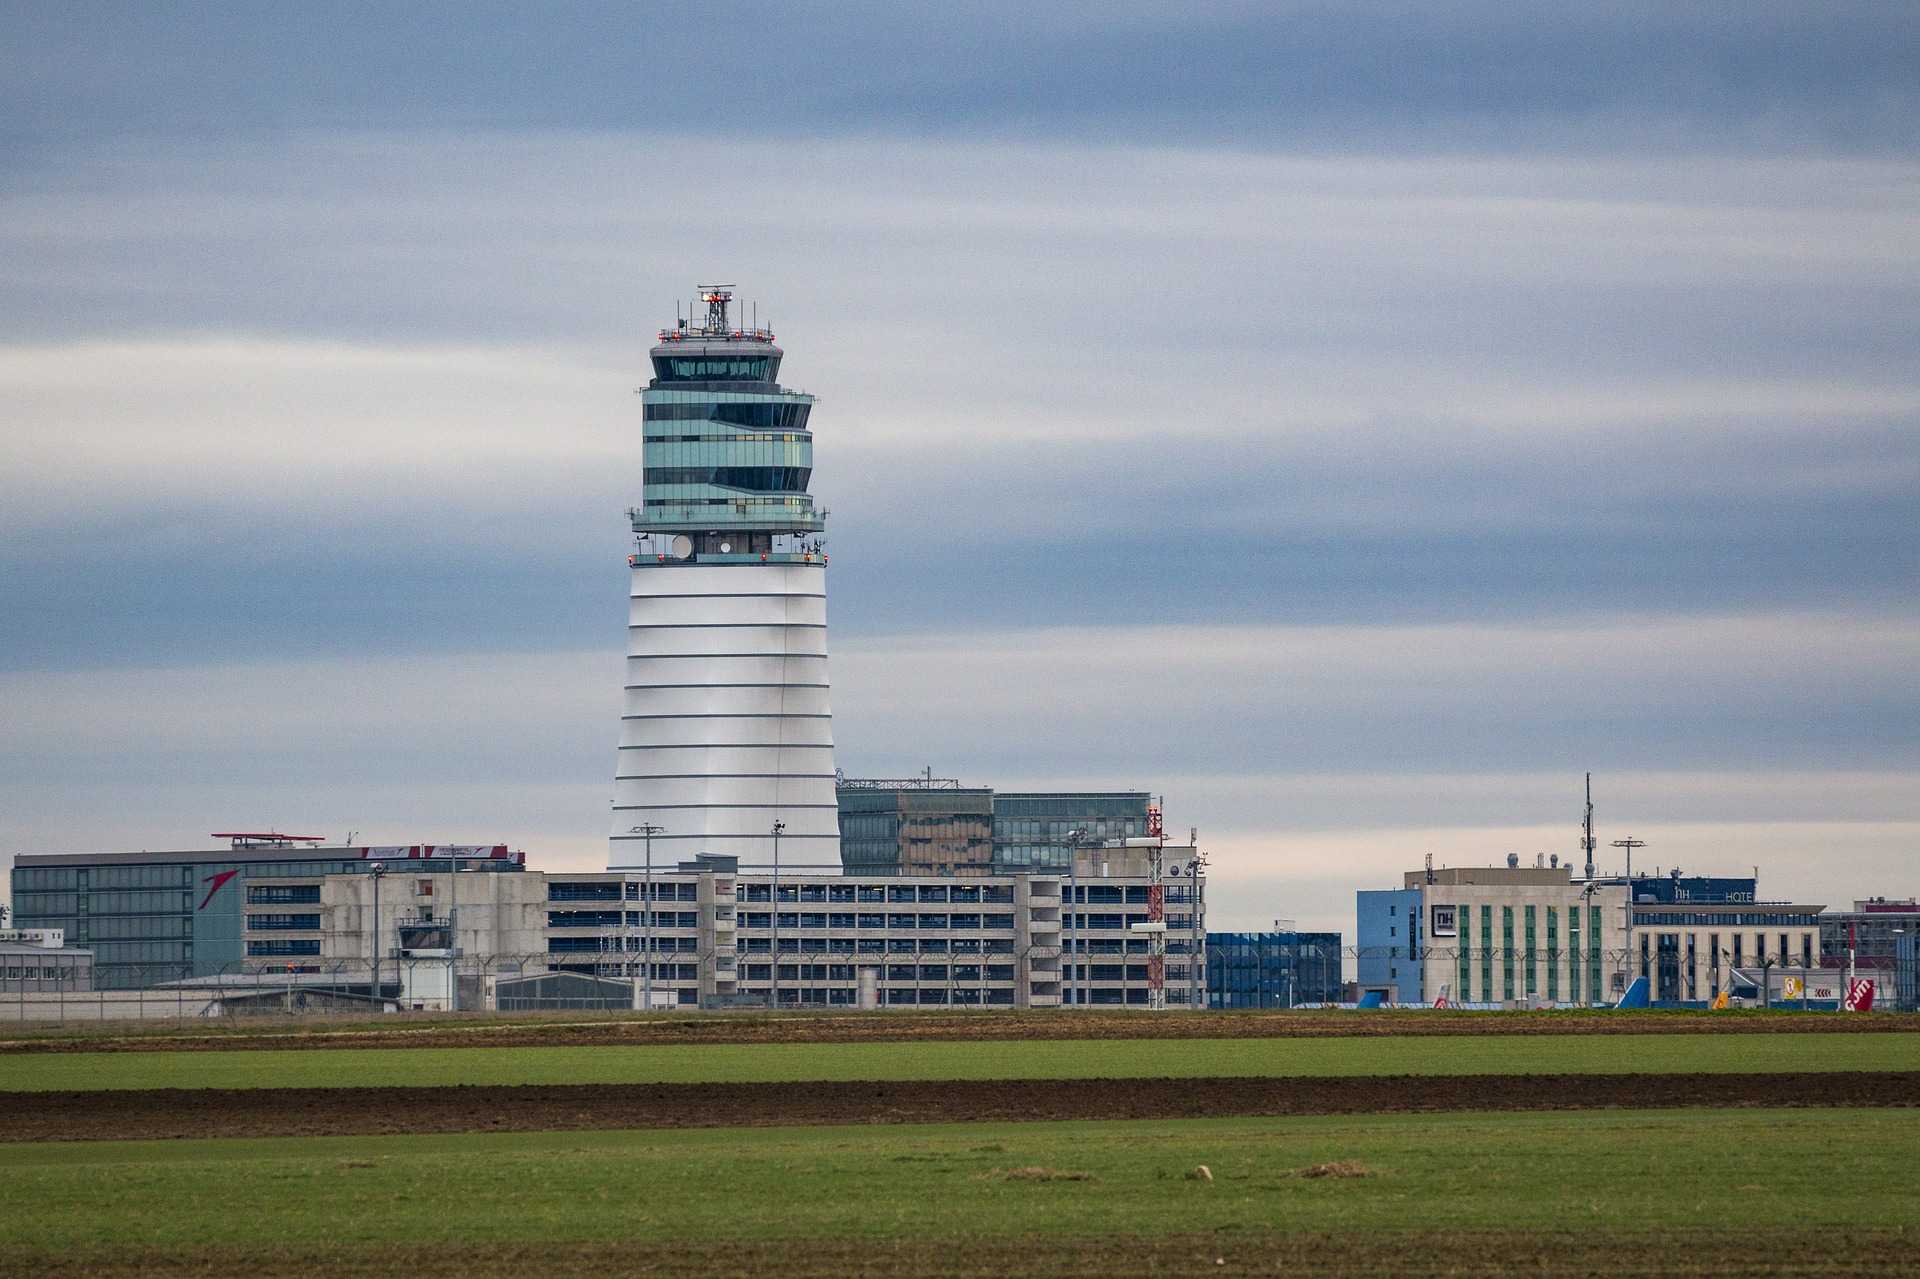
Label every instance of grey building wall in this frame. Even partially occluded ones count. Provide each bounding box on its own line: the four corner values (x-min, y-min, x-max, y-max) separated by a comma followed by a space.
10, 846, 524, 988
0, 943, 93, 993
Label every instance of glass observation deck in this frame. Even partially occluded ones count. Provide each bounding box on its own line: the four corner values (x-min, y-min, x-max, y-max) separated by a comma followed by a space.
630, 287, 829, 554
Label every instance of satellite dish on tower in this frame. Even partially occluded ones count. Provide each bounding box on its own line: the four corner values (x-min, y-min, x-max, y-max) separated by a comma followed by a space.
670, 535, 693, 559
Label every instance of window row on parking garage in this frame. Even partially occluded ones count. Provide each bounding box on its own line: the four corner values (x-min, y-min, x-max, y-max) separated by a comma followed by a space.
546, 881, 1030, 906
746, 911, 1018, 930
547, 934, 1198, 958
548, 910, 703, 928
546, 909, 1025, 930
548, 881, 700, 903
737, 883, 1018, 904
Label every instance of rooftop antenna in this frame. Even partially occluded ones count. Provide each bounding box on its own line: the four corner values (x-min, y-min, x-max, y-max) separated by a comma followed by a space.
1425, 851, 1435, 884
696, 284, 734, 334
1582, 772, 1597, 881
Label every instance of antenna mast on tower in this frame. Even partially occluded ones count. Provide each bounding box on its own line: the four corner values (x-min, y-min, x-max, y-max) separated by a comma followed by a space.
695, 284, 735, 335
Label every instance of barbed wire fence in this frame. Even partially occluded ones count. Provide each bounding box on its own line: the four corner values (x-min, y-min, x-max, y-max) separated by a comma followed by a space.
1, 944, 1893, 1023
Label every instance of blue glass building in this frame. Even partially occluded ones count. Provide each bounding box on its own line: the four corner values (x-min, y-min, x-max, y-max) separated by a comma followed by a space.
1207, 931, 1343, 1008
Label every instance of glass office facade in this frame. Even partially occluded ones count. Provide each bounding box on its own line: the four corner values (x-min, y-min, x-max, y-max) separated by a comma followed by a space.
992, 792, 1150, 872
837, 786, 994, 876
837, 787, 1150, 876
1207, 931, 1343, 1008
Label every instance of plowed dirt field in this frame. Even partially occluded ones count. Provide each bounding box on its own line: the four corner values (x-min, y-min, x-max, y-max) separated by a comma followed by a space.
7, 1069, 1914, 1142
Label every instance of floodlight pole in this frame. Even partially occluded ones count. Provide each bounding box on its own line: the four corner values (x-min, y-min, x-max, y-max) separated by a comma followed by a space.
447, 859, 457, 1013
630, 823, 666, 1011
771, 820, 785, 1010
1612, 836, 1647, 997
1189, 846, 1207, 1011
368, 862, 387, 1010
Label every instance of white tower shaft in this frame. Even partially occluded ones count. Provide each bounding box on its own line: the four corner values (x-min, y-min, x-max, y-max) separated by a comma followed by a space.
612, 563, 839, 862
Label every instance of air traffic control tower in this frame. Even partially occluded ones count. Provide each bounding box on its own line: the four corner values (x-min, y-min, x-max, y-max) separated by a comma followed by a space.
610, 287, 840, 868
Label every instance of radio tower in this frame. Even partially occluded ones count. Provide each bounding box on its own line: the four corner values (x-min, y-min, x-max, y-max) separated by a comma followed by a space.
1145, 800, 1166, 1010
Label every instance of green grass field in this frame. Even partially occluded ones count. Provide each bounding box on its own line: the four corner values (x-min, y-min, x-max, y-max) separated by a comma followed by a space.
1, 1109, 1912, 1275
3, 1030, 1912, 1092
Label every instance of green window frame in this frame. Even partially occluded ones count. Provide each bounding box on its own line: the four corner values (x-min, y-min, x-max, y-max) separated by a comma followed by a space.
1589, 906, 1603, 1000
1457, 908, 1471, 1002
1546, 907, 1559, 1001
1568, 906, 1581, 1004
1501, 906, 1515, 1001
1524, 906, 1538, 997
1481, 905, 1493, 1002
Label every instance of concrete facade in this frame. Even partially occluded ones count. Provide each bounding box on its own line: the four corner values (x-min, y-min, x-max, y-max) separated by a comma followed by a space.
231, 849, 1205, 1012
0, 940, 93, 993
1358, 863, 1830, 1007
1417, 870, 1626, 1007
1359, 868, 1627, 1007
1629, 897, 1823, 1004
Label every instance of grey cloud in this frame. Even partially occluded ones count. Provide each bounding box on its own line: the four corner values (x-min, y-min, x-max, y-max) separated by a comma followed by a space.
0, 136, 1913, 671
4, 3, 1916, 154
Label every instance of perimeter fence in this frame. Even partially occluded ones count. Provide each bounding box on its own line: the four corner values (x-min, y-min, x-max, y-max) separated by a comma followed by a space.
1, 944, 1898, 1023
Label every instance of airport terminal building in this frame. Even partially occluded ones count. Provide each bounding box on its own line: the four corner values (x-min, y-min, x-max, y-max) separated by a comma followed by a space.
8, 838, 526, 989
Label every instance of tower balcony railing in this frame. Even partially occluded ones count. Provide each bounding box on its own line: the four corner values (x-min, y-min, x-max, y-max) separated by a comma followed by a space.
630, 550, 829, 568
631, 510, 827, 534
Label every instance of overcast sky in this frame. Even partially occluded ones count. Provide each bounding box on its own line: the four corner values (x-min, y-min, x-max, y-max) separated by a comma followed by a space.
3, 3, 1916, 934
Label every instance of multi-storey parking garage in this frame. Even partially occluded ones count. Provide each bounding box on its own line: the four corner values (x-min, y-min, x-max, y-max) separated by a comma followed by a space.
258, 852, 1204, 1011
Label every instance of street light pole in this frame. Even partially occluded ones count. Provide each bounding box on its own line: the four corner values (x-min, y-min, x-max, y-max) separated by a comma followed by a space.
1612, 837, 1647, 997
771, 820, 785, 1010
630, 823, 666, 1011
368, 862, 387, 1010
447, 860, 457, 1013
1189, 849, 1207, 1011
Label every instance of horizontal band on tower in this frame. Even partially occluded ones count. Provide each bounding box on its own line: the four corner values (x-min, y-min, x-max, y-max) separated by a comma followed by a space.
628, 622, 828, 630
623, 682, 832, 691
618, 737, 837, 748
619, 712, 832, 721
615, 773, 838, 781
611, 803, 839, 811
617, 652, 826, 660
629, 592, 827, 601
